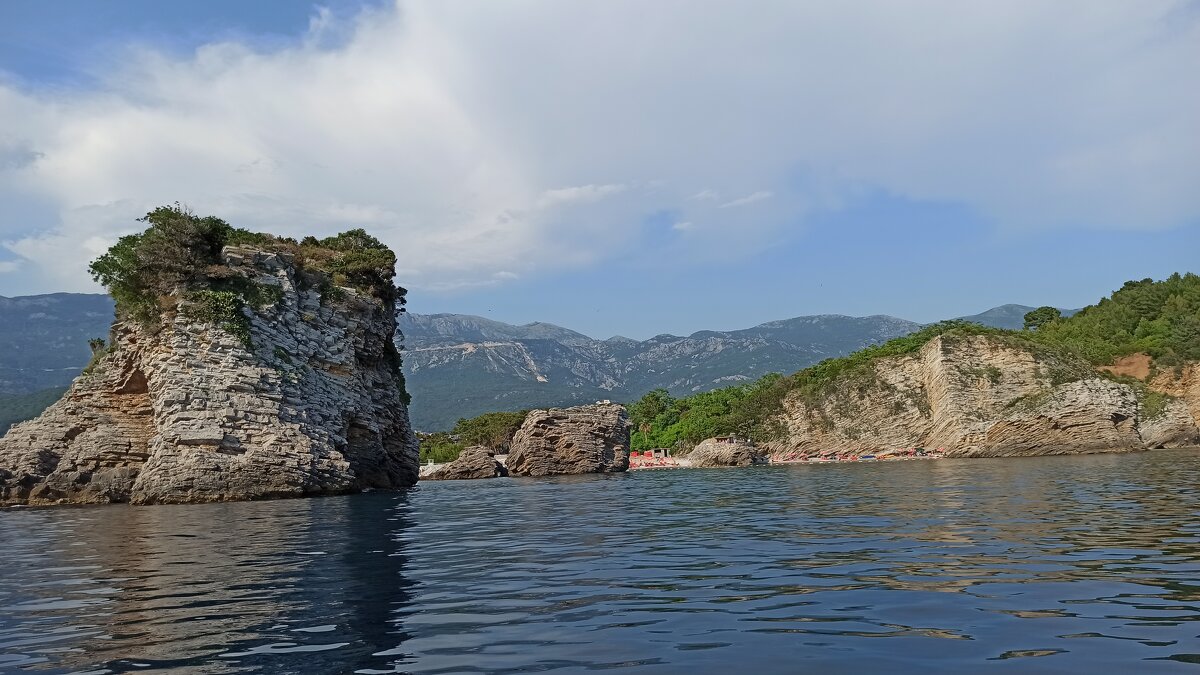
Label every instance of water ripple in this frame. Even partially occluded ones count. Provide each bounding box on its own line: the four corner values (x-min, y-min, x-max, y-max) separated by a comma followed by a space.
1, 449, 1199, 672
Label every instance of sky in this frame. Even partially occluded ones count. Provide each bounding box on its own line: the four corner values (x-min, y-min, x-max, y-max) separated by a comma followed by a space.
0, 1, 1197, 339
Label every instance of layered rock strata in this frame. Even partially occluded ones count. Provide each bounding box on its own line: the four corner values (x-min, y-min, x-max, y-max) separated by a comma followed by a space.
424, 445, 507, 480
688, 438, 767, 468
506, 404, 631, 476
769, 335, 1200, 458
0, 246, 419, 505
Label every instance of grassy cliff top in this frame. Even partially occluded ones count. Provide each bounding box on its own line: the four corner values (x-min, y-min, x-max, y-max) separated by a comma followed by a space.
88, 204, 405, 322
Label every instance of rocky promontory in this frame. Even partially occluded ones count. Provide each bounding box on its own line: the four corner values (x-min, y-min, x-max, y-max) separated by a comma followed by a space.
505, 403, 631, 476
767, 334, 1200, 458
0, 209, 419, 505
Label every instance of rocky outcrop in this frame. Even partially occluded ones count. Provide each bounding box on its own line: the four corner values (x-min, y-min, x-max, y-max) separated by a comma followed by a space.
505, 404, 630, 476
1151, 363, 1200, 428
687, 438, 766, 468
1137, 398, 1200, 448
424, 445, 507, 480
0, 246, 419, 506
769, 335, 1199, 459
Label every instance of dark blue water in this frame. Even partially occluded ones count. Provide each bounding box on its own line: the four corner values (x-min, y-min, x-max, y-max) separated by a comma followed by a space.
2, 450, 1200, 674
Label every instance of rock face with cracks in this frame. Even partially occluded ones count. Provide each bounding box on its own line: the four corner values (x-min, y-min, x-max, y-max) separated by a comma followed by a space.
0, 246, 419, 506
767, 335, 1200, 459
506, 404, 631, 476
688, 438, 767, 467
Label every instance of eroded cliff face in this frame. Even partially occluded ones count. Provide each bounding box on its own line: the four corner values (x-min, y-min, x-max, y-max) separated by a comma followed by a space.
768, 335, 1199, 458
0, 246, 419, 505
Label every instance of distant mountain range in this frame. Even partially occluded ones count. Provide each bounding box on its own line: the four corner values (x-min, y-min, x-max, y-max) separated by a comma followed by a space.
0, 292, 1075, 432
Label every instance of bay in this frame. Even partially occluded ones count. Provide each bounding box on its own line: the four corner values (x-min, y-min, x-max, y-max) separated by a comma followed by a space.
2, 449, 1199, 673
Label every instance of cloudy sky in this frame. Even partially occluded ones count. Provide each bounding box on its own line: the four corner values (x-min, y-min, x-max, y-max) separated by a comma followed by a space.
1, 0, 1197, 338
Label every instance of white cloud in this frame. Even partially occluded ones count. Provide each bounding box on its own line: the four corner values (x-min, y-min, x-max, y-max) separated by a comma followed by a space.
672, 221, 694, 231
0, 260, 20, 274
0, 0, 1196, 295
535, 183, 627, 209
719, 191, 773, 208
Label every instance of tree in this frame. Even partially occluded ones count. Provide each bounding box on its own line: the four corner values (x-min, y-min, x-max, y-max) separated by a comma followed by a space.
1023, 306, 1062, 330
451, 410, 528, 451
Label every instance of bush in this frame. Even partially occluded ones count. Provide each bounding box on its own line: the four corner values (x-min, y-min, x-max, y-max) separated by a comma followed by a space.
418, 432, 465, 463
451, 410, 528, 451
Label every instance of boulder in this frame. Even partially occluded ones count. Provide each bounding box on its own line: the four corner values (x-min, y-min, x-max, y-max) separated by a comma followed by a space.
424, 446, 507, 480
506, 404, 630, 476
688, 438, 766, 468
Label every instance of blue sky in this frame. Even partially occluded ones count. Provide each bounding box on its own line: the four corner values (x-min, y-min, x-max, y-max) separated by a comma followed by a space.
0, 1, 1197, 338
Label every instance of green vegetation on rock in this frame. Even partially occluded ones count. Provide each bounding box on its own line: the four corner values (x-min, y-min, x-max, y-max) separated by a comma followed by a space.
84, 204, 410, 401
630, 274, 1200, 450
1032, 273, 1200, 367
417, 409, 530, 462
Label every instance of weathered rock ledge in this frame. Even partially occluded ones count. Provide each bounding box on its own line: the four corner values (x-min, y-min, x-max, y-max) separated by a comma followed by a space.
767, 335, 1200, 459
0, 246, 419, 506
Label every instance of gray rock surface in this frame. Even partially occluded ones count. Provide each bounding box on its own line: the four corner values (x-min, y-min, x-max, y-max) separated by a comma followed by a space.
424, 445, 507, 480
688, 438, 766, 467
506, 404, 631, 476
1137, 398, 1200, 449
768, 335, 1200, 458
0, 246, 419, 506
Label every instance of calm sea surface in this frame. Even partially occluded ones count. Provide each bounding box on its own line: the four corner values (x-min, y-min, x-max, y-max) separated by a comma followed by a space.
2, 450, 1200, 674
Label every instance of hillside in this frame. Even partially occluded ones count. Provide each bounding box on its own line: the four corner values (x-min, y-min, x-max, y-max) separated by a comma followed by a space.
629, 273, 1200, 455
0, 292, 1080, 432
955, 304, 1080, 330
399, 313, 921, 429
0, 294, 114, 394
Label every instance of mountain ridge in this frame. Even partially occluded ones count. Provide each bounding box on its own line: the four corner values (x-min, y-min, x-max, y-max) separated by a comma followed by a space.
0, 291, 1075, 430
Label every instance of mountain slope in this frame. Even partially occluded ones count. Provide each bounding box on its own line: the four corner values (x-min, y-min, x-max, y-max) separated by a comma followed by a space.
0, 294, 114, 394
0, 292, 1075, 432
398, 312, 922, 429
956, 304, 1080, 330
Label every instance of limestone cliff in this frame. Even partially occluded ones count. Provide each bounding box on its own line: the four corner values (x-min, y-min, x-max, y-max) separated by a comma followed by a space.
768, 335, 1199, 458
506, 404, 631, 476
0, 245, 419, 505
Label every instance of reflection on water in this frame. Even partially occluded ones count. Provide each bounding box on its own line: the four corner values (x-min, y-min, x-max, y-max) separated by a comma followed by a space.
2, 449, 1199, 673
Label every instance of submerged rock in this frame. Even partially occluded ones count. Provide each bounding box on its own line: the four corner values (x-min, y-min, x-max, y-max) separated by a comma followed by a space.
688, 438, 767, 468
425, 445, 507, 480
0, 244, 419, 506
506, 404, 631, 476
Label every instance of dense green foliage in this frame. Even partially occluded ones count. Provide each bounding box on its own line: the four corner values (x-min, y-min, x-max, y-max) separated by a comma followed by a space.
1023, 306, 1062, 330
0, 387, 67, 435
630, 274, 1200, 450
1033, 273, 1200, 367
417, 409, 531, 462
629, 375, 791, 451
88, 204, 245, 321
451, 410, 529, 451
89, 206, 406, 325
417, 432, 465, 463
